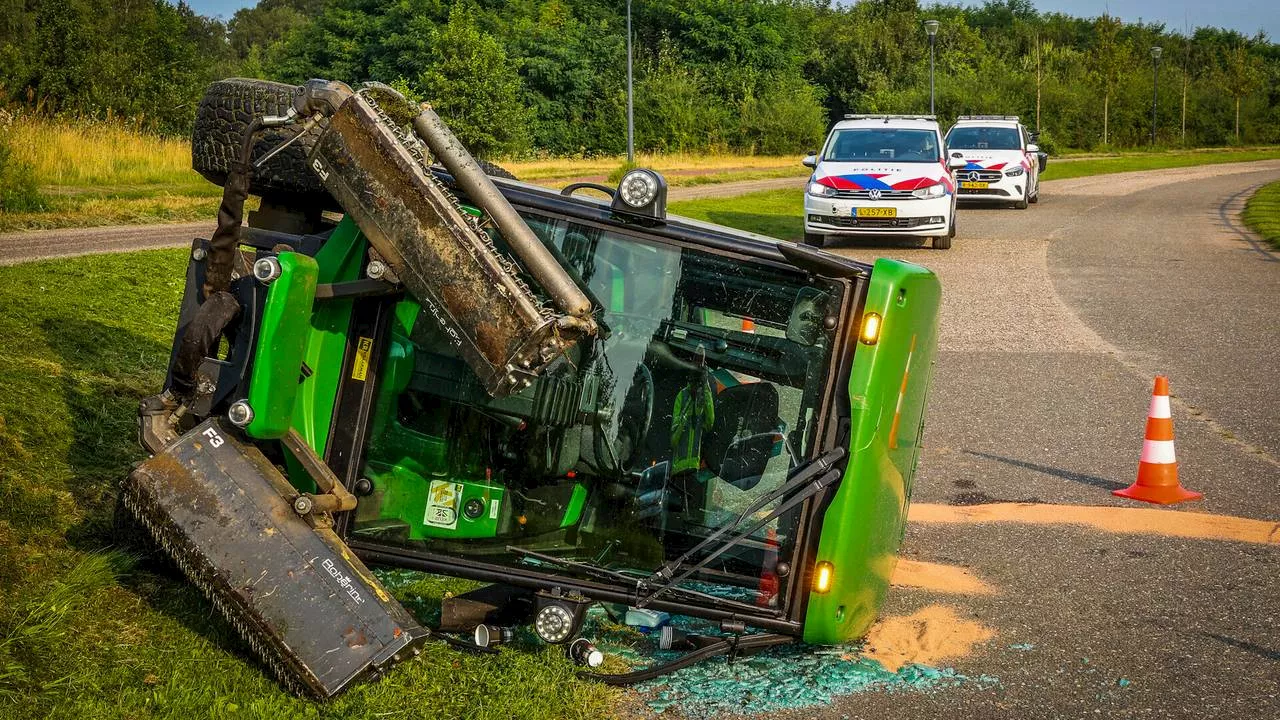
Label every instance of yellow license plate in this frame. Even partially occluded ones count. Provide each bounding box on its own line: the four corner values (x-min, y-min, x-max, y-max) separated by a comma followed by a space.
960, 181, 989, 189
855, 207, 897, 218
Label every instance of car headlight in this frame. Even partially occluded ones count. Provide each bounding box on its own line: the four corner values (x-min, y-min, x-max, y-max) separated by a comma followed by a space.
911, 184, 945, 199
807, 181, 837, 198
1004, 166, 1025, 177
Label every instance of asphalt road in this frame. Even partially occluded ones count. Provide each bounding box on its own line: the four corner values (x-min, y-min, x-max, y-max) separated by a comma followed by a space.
804, 160, 1280, 719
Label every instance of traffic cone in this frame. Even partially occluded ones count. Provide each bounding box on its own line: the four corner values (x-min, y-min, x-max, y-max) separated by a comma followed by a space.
1113, 376, 1202, 505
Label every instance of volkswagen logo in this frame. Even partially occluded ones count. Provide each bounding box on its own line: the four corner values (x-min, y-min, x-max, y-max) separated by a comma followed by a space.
867, 188, 882, 201
968, 171, 981, 182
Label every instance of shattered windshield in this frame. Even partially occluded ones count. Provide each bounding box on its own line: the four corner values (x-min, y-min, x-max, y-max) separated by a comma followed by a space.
351, 212, 842, 609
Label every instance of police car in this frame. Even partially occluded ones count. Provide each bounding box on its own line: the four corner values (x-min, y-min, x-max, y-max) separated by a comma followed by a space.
803, 115, 965, 250
944, 115, 1046, 209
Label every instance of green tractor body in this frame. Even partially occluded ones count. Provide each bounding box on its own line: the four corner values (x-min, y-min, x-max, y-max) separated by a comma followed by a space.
121, 78, 941, 697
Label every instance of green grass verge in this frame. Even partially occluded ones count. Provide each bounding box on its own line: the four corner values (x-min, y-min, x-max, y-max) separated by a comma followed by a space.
669, 189, 804, 242
1041, 147, 1280, 181
0, 250, 621, 719
1242, 180, 1280, 250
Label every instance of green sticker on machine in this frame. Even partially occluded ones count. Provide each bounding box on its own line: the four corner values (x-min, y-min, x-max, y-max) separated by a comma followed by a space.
425, 480, 462, 529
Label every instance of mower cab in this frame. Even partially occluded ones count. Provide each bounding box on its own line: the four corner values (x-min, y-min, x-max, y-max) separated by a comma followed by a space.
121, 78, 941, 697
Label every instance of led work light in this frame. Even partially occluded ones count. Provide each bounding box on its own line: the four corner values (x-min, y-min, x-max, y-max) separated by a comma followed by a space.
611, 168, 668, 221
533, 588, 591, 644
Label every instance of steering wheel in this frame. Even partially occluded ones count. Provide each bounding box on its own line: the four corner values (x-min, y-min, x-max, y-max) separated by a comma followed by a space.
612, 362, 655, 470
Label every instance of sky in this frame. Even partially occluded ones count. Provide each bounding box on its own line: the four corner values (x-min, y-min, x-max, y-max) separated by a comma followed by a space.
182, 0, 1275, 40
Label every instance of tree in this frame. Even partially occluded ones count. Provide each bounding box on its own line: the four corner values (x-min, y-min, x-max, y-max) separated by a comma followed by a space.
1220, 44, 1263, 142
1089, 13, 1128, 146
415, 2, 529, 156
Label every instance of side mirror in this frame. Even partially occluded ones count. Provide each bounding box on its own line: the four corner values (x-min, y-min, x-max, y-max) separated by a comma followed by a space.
786, 287, 828, 346
1037, 152, 1048, 173
1026, 143, 1040, 153
802, 153, 818, 169
947, 155, 968, 170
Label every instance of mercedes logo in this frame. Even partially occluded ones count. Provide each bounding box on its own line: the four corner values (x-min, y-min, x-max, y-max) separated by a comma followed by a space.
868, 188, 882, 200
967, 171, 981, 182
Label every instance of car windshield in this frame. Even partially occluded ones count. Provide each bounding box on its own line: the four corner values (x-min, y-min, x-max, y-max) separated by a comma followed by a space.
350, 212, 843, 609
823, 128, 940, 163
947, 126, 1022, 150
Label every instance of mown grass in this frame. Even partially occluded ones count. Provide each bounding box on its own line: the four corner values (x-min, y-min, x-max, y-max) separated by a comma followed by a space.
1242, 180, 1280, 249
669, 189, 803, 242
1041, 146, 1280, 181
0, 250, 622, 720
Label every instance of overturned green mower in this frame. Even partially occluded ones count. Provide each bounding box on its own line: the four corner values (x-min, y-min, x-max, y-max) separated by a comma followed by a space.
120, 77, 942, 698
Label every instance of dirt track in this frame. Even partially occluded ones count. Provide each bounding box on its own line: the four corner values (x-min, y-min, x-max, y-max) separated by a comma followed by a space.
0, 177, 807, 267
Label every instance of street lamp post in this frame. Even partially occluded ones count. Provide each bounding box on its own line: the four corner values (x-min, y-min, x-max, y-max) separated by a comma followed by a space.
626, 0, 635, 163
1150, 46, 1162, 146
924, 20, 939, 114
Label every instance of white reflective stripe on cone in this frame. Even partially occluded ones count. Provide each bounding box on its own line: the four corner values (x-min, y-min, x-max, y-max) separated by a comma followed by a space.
1148, 394, 1171, 419
1141, 439, 1177, 464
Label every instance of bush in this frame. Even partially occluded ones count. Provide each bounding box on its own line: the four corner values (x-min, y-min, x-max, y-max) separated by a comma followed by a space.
738, 76, 828, 155
0, 127, 43, 213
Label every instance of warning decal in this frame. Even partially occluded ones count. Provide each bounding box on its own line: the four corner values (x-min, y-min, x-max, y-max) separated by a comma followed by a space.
351, 336, 374, 381
425, 480, 463, 529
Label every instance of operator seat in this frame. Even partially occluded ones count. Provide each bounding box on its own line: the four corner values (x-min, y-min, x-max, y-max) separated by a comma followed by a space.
702, 382, 781, 491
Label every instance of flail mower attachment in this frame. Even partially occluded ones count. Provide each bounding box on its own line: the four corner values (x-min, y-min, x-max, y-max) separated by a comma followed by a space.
125, 78, 604, 697
121, 419, 428, 698
295, 80, 597, 398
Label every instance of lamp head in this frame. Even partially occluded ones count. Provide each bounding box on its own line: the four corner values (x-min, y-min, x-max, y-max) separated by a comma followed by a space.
924, 20, 940, 37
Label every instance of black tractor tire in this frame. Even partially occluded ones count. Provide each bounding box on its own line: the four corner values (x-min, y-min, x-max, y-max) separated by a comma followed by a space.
193, 78, 328, 204
192, 78, 518, 205
803, 231, 825, 247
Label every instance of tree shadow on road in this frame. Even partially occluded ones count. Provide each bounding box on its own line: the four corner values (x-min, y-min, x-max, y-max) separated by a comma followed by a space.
963, 450, 1126, 491
1203, 633, 1280, 663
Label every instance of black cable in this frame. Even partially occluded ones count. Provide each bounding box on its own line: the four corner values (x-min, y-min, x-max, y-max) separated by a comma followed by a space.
577, 633, 793, 686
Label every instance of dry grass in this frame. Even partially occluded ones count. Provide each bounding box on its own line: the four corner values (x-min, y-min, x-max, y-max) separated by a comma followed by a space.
7, 115, 201, 187
501, 152, 805, 181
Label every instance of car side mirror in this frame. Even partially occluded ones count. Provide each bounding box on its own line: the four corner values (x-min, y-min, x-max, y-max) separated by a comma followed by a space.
802, 153, 818, 169
1037, 153, 1048, 173
1026, 143, 1040, 153
947, 156, 968, 170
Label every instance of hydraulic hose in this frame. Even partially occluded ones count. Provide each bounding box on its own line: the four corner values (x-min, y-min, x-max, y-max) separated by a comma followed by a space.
203, 117, 260, 297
